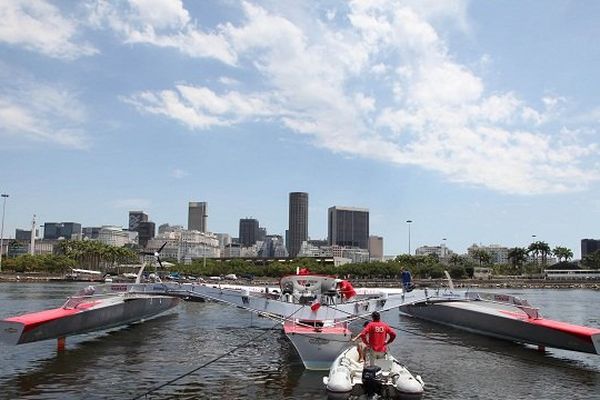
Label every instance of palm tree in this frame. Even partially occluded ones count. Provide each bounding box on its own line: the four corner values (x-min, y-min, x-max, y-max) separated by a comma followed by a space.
472, 249, 491, 267
552, 246, 573, 263
507, 247, 528, 273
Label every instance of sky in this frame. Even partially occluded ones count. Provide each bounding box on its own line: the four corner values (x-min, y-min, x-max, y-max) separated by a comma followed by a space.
1, 0, 599, 258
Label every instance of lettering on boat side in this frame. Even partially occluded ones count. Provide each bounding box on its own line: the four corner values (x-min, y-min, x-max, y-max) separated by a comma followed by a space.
308, 337, 330, 345
4, 327, 18, 334
110, 285, 128, 292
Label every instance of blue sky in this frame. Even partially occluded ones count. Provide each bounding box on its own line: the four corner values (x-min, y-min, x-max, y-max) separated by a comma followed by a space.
1, 0, 599, 258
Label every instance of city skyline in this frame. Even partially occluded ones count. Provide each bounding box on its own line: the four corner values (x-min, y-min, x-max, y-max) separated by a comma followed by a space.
1, 2, 600, 258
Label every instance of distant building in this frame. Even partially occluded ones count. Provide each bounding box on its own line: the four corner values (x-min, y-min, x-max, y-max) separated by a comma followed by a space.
136, 221, 155, 248
82, 227, 101, 240
188, 202, 208, 232
258, 227, 267, 242
416, 244, 453, 260
328, 206, 369, 250
467, 244, 509, 265
215, 233, 232, 255
128, 211, 148, 231
98, 226, 134, 247
223, 243, 241, 258
239, 218, 259, 247
43, 222, 82, 240
259, 235, 288, 257
297, 241, 369, 263
368, 235, 384, 261
15, 229, 32, 241
146, 230, 219, 261
581, 239, 600, 258
158, 224, 183, 234
288, 192, 309, 258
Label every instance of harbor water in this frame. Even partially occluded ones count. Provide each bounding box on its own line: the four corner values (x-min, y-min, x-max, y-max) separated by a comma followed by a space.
0, 283, 599, 399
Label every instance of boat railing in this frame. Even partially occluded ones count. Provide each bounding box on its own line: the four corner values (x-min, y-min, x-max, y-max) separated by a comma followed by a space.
466, 291, 541, 319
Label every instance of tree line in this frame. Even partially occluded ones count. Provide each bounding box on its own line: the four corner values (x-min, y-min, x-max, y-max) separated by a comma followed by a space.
2, 239, 599, 278
1, 240, 138, 273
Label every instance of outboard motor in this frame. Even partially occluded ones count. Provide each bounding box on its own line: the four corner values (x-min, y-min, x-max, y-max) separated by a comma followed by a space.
361, 365, 382, 395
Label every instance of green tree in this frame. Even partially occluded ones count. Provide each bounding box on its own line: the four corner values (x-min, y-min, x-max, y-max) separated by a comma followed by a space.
507, 247, 528, 273
471, 249, 491, 267
552, 246, 573, 263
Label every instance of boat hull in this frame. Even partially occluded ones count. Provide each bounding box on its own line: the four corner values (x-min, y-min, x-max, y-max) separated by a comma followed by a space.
0, 295, 180, 345
400, 299, 600, 355
324, 346, 424, 398
284, 321, 352, 370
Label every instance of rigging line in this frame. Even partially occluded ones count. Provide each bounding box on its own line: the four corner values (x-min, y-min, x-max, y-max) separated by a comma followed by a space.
130, 306, 306, 400
320, 302, 599, 374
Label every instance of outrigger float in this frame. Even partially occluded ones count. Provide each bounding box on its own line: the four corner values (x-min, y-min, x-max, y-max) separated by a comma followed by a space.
399, 273, 600, 355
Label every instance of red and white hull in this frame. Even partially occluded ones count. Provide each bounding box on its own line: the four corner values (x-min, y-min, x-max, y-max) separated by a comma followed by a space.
0, 294, 180, 345
284, 320, 352, 370
400, 292, 600, 355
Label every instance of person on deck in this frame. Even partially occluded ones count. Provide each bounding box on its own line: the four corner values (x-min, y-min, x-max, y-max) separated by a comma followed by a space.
401, 267, 413, 292
359, 311, 397, 365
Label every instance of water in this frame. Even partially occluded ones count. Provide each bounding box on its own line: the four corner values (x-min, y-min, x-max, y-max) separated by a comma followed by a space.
0, 283, 599, 400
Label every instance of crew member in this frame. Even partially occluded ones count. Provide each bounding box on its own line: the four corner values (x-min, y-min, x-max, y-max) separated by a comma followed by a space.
401, 267, 413, 292
359, 311, 396, 365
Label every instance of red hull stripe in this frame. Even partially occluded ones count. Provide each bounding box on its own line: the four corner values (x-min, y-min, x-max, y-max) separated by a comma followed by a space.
4, 301, 100, 334
529, 318, 600, 342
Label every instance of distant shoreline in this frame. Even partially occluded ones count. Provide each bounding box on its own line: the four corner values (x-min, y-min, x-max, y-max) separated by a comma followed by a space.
0, 273, 599, 290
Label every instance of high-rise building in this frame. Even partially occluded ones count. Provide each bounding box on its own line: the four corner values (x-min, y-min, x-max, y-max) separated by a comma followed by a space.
82, 227, 101, 240
188, 202, 208, 232
137, 221, 156, 247
368, 235, 384, 260
288, 192, 308, 258
328, 206, 369, 250
581, 239, 600, 258
16, 229, 32, 241
128, 211, 148, 231
239, 218, 259, 247
43, 222, 82, 240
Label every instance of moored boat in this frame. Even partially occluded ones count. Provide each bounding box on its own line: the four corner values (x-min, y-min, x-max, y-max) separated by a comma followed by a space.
0, 284, 180, 346
400, 289, 600, 355
323, 346, 424, 399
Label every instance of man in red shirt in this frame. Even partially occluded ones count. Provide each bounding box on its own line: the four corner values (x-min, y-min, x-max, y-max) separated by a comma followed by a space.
359, 311, 397, 365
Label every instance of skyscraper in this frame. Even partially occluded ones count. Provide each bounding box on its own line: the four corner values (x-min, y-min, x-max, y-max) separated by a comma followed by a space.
328, 206, 369, 250
188, 202, 207, 232
581, 239, 600, 258
239, 218, 259, 247
288, 192, 308, 258
137, 221, 156, 248
128, 211, 148, 231
43, 222, 82, 240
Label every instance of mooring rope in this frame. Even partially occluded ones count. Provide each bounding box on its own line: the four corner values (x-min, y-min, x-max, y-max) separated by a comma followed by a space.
130, 306, 305, 400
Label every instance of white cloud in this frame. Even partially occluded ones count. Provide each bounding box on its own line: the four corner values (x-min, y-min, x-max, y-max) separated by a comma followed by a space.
116, 0, 600, 195
171, 168, 188, 179
0, 0, 97, 60
88, 0, 237, 65
0, 74, 90, 149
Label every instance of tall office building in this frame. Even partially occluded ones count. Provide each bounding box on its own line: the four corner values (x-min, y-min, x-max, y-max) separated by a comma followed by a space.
128, 211, 148, 231
581, 239, 600, 258
239, 218, 259, 247
188, 202, 208, 232
43, 222, 82, 240
288, 192, 308, 258
137, 221, 156, 247
328, 206, 369, 250
369, 235, 384, 260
